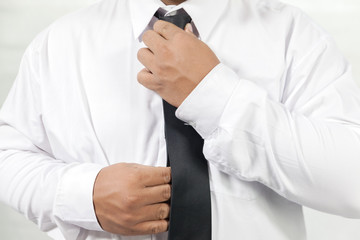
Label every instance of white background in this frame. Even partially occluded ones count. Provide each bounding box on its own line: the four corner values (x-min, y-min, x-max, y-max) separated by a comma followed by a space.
0, 0, 360, 239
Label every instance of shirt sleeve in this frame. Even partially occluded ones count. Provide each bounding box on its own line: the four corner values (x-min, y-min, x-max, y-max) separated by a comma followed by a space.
0, 35, 104, 237
176, 33, 360, 218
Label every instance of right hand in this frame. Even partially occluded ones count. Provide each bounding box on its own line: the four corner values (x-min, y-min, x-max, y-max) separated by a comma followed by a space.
93, 163, 171, 236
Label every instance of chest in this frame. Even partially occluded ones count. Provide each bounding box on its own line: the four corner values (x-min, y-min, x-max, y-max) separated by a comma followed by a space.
40, 24, 287, 164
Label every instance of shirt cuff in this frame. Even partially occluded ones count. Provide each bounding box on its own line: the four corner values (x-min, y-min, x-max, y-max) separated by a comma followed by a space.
53, 163, 104, 231
176, 63, 241, 138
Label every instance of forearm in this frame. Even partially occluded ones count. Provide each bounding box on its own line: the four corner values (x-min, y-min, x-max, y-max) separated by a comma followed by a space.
0, 149, 65, 229
177, 64, 360, 218
0, 127, 104, 235
204, 86, 360, 217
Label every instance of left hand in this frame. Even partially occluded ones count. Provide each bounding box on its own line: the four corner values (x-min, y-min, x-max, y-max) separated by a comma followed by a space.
137, 20, 220, 107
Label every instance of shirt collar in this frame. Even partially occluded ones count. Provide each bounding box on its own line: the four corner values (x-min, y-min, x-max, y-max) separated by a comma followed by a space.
129, 0, 229, 41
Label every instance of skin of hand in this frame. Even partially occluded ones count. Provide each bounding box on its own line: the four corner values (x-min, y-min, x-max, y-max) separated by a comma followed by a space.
137, 20, 220, 107
93, 163, 172, 236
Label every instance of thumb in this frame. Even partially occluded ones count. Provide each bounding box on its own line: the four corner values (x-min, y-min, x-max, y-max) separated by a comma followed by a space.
185, 23, 195, 36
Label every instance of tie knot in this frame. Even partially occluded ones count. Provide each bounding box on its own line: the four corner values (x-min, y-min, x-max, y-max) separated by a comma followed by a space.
155, 8, 192, 30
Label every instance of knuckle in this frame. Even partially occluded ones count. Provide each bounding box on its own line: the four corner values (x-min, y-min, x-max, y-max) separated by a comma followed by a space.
142, 31, 152, 42
121, 213, 134, 225
159, 46, 173, 59
155, 66, 164, 79
162, 168, 170, 183
126, 163, 140, 176
157, 205, 165, 219
153, 78, 164, 92
131, 166, 142, 179
150, 224, 162, 234
151, 64, 162, 77
172, 32, 183, 41
156, 64, 170, 78
123, 194, 139, 208
154, 20, 161, 30
159, 44, 169, 55
156, 21, 169, 33
126, 173, 139, 186
161, 22, 169, 31
137, 170, 146, 182
157, 204, 169, 219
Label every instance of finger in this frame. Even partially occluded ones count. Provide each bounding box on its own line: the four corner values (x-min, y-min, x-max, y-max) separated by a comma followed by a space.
132, 220, 169, 235
140, 166, 171, 187
185, 23, 194, 34
185, 23, 198, 40
142, 30, 167, 54
133, 203, 170, 223
137, 68, 161, 91
153, 20, 182, 40
141, 184, 171, 204
137, 48, 155, 72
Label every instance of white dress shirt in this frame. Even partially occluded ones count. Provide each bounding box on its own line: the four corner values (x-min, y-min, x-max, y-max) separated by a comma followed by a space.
1, 0, 360, 239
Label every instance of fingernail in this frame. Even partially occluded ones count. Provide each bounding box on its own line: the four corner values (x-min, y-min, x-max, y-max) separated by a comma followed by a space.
185, 23, 193, 33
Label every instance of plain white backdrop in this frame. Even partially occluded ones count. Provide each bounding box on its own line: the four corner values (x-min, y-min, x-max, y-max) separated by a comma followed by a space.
0, 0, 360, 239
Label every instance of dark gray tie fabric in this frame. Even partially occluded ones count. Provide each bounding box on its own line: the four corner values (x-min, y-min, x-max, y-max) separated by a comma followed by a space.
154, 8, 212, 240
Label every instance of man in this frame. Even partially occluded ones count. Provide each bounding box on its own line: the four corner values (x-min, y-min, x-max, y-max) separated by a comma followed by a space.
1, 0, 360, 239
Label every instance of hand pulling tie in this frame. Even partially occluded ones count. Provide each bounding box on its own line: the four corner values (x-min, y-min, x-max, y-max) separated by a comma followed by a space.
155, 8, 212, 240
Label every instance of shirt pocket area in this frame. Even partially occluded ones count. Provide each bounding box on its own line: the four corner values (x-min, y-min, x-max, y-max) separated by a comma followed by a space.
208, 162, 264, 201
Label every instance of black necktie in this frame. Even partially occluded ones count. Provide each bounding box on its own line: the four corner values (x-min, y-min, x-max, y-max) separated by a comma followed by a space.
155, 9, 212, 240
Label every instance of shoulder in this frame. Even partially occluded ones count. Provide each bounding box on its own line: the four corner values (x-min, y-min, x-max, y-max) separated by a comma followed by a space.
243, 0, 336, 59
228, 0, 329, 40
28, 0, 130, 53
250, 0, 329, 39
